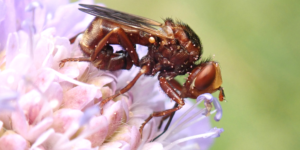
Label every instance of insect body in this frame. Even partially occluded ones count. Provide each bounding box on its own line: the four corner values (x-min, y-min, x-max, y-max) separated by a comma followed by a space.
60, 4, 225, 136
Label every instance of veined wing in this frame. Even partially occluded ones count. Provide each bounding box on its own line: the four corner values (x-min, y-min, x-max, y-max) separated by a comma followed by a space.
79, 4, 173, 39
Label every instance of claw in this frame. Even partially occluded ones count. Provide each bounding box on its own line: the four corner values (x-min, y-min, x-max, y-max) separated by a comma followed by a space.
59, 62, 65, 68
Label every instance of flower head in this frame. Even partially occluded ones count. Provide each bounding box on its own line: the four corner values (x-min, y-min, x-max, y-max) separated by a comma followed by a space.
0, 1, 223, 150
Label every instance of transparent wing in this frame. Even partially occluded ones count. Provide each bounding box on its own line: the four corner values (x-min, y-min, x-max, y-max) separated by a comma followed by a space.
79, 4, 172, 39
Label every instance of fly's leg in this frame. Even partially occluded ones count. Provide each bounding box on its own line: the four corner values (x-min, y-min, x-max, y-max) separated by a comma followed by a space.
92, 27, 139, 66
157, 113, 172, 130
100, 65, 150, 113
59, 57, 91, 68
139, 77, 185, 136
153, 103, 178, 141
157, 79, 183, 130
60, 45, 134, 71
96, 46, 134, 71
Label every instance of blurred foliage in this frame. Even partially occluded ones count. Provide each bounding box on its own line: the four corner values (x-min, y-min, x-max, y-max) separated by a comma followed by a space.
86, 0, 300, 149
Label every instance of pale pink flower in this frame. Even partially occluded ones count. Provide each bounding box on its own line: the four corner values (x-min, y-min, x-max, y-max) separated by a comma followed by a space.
0, 0, 224, 150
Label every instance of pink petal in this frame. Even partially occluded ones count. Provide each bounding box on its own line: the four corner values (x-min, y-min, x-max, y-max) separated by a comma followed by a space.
31, 145, 46, 150
86, 116, 108, 147
44, 82, 63, 111
0, 120, 3, 132
87, 76, 115, 89
41, 132, 64, 150
62, 85, 97, 109
73, 139, 92, 149
31, 128, 55, 149
103, 101, 125, 136
52, 108, 83, 133
18, 90, 43, 125
0, 70, 21, 90
33, 35, 53, 68
35, 68, 56, 92
109, 125, 141, 150
8, 54, 32, 75
99, 141, 130, 150
11, 108, 29, 137
100, 86, 114, 101
5, 32, 19, 66
27, 117, 53, 142
59, 81, 75, 92
0, 111, 11, 130
52, 36, 73, 69
58, 65, 80, 79
0, 134, 30, 150
141, 142, 163, 150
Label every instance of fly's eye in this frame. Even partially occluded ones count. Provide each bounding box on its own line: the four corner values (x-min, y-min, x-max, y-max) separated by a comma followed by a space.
194, 63, 216, 91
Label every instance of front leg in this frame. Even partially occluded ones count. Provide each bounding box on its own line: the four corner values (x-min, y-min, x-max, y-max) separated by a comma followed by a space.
157, 79, 183, 130
139, 77, 185, 136
92, 27, 139, 66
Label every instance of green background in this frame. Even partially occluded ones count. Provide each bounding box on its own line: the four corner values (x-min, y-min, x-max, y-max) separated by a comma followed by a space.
90, 0, 299, 149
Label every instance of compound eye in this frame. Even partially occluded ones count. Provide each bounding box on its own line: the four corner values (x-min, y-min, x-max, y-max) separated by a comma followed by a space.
194, 63, 216, 91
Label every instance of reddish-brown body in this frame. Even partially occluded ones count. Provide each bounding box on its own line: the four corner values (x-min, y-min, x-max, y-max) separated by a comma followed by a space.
78, 17, 201, 79
60, 4, 225, 136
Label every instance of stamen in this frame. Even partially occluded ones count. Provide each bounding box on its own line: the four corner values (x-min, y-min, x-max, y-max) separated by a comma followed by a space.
47, 68, 100, 89
164, 127, 224, 150
25, 2, 43, 12
155, 93, 223, 142
172, 110, 216, 137
212, 97, 223, 121
23, 2, 43, 59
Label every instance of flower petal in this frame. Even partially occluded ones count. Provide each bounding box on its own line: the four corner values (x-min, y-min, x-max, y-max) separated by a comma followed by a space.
86, 116, 108, 147
109, 125, 140, 150
0, 0, 17, 52
99, 141, 130, 150
0, 133, 30, 150
103, 100, 125, 136
35, 68, 56, 92
62, 85, 97, 109
27, 117, 53, 142
11, 108, 29, 137
141, 142, 163, 150
18, 90, 43, 125
52, 108, 83, 133
5, 32, 19, 66
8, 54, 32, 75
31, 128, 55, 149
44, 82, 63, 111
